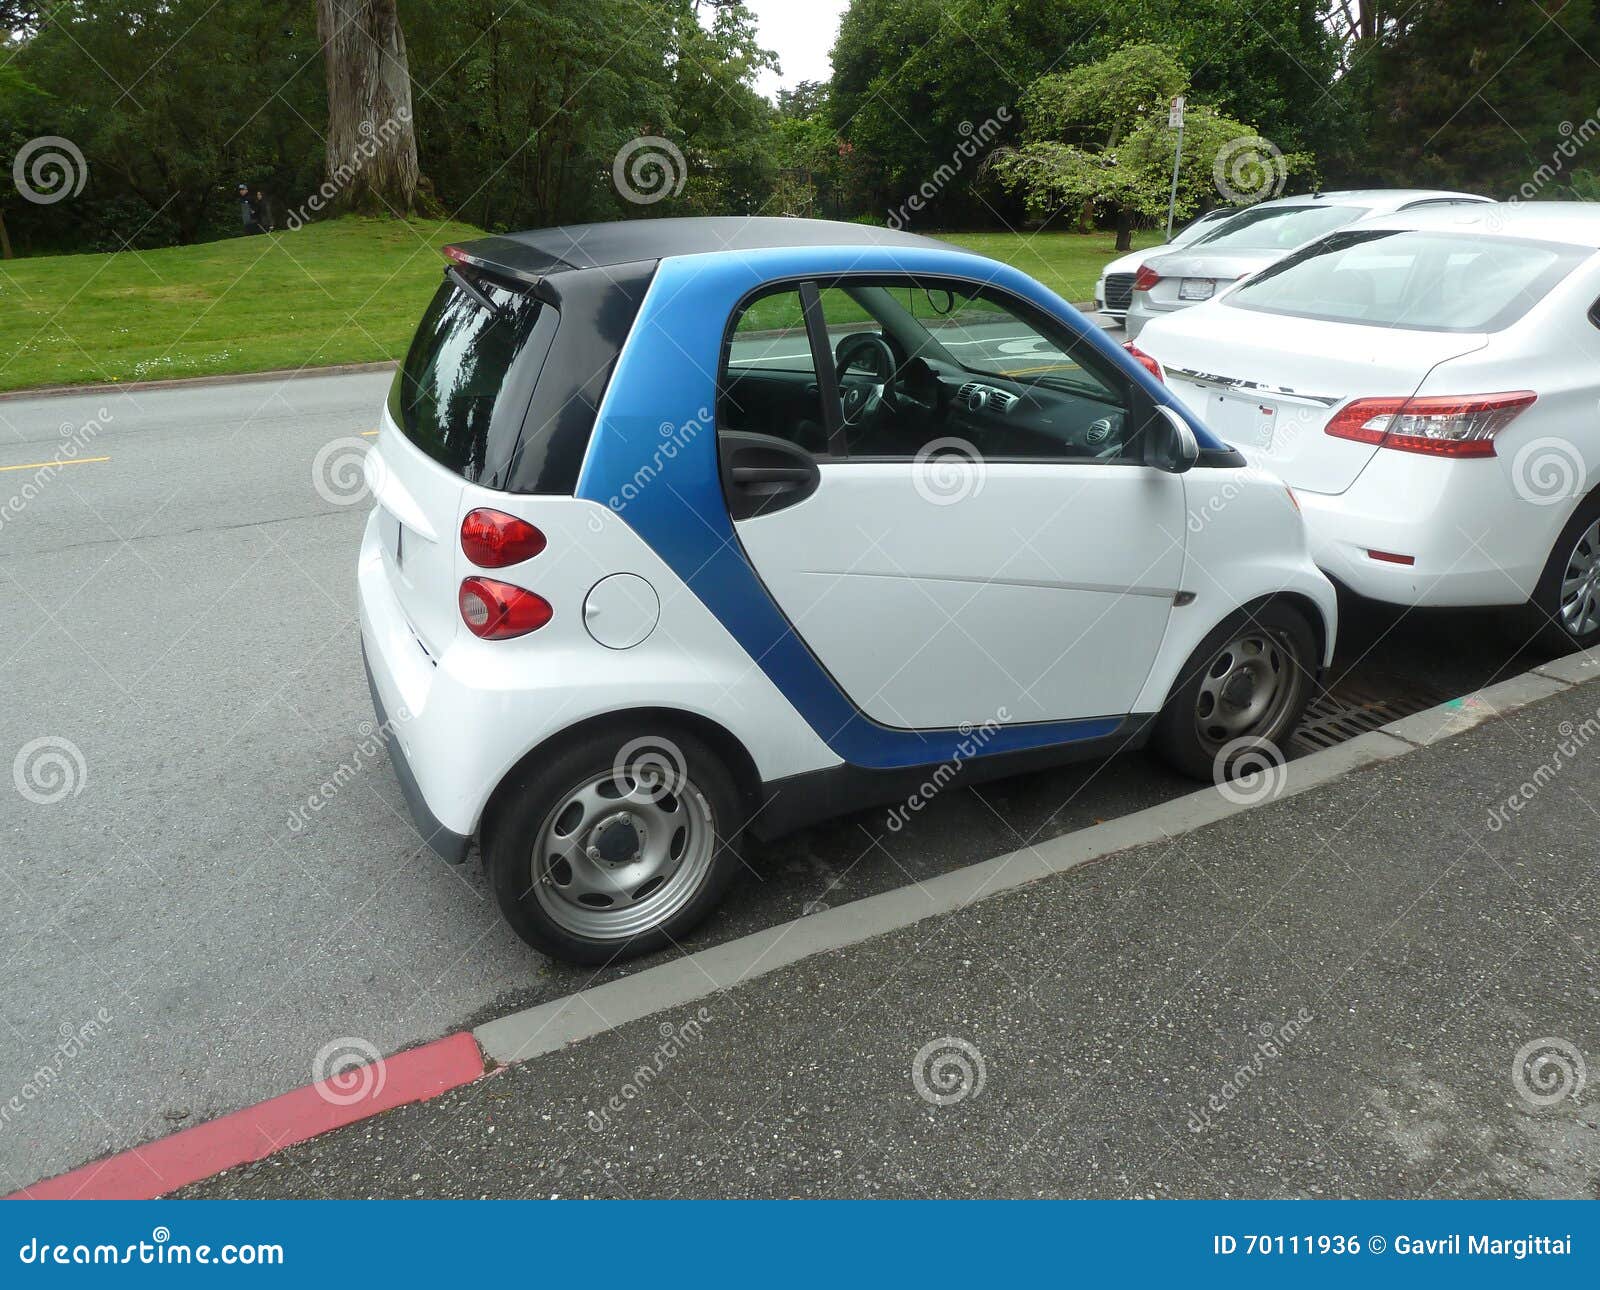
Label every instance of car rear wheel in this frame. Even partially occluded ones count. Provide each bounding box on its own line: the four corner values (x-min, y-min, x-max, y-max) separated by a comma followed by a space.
486, 729, 744, 965
1152, 603, 1317, 782
1528, 490, 1600, 654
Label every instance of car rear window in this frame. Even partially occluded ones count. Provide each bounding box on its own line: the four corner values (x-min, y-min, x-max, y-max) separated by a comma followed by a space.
1226, 229, 1592, 332
1190, 204, 1360, 251
388, 268, 546, 480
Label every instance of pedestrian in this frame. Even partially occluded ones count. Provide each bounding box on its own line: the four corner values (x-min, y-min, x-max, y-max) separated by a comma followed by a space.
236, 183, 256, 234
253, 188, 274, 234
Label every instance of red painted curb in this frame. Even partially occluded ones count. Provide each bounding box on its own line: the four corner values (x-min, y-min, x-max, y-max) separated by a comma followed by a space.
7, 1032, 485, 1200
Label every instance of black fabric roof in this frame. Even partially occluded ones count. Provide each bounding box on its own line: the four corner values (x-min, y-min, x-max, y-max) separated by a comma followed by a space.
450, 217, 949, 278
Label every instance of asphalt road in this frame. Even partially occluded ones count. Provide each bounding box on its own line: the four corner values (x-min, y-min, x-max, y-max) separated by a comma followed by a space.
0, 363, 1548, 1189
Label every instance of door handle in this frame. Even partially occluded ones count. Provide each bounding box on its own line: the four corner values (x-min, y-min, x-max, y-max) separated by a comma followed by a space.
731, 465, 815, 485
721, 432, 822, 520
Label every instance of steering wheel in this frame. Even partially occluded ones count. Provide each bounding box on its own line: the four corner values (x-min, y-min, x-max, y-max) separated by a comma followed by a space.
834, 332, 898, 426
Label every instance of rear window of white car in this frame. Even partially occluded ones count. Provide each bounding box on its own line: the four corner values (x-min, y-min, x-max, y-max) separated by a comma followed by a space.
389, 268, 548, 479
1226, 229, 1592, 332
1189, 205, 1360, 251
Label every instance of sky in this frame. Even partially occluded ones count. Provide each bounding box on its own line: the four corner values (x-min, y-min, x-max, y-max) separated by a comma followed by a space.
741, 0, 852, 100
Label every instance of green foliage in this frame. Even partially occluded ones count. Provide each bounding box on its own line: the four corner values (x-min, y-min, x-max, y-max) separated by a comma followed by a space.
991, 46, 1313, 240
1334, 0, 1600, 195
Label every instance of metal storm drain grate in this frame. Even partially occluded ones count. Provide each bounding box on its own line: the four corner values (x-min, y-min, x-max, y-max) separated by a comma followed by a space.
1288, 680, 1450, 755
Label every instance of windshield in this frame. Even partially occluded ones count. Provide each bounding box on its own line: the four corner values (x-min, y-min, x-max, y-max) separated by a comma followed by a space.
1190, 204, 1361, 252
1227, 229, 1591, 332
1172, 209, 1235, 246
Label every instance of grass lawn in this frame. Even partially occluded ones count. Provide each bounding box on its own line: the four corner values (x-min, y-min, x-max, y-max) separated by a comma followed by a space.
0, 216, 485, 393
938, 229, 1163, 303
0, 218, 1155, 394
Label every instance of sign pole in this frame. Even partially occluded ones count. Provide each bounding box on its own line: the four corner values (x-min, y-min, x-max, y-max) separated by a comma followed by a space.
1165, 95, 1185, 241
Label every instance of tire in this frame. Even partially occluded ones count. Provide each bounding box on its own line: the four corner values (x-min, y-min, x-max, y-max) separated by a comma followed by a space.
486, 728, 745, 965
1152, 602, 1317, 782
1525, 490, 1600, 655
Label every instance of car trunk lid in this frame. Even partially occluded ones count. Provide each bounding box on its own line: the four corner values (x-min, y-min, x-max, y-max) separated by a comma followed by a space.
1141, 306, 1488, 493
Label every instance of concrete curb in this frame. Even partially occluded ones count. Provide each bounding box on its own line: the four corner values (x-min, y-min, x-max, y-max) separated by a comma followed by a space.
12, 649, 1597, 1197
0, 361, 399, 404
475, 650, 1598, 1065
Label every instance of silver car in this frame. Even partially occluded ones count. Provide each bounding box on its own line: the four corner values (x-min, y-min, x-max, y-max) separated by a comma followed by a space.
1123, 189, 1489, 339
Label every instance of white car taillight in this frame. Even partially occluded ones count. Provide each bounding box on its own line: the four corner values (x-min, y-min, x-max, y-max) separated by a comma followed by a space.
1325, 391, 1537, 458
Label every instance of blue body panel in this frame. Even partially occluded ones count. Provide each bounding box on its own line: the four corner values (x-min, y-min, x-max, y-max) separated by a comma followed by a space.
576, 245, 1210, 772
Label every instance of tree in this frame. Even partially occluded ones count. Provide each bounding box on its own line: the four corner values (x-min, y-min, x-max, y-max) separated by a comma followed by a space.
990, 45, 1313, 248
1339, 0, 1600, 194
315, 0, 420, 214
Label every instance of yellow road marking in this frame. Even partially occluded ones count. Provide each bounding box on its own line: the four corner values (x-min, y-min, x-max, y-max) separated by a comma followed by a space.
0, 455, 110, 474
362, 429, 379, 437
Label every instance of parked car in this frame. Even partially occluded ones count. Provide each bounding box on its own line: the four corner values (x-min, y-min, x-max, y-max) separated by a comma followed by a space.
1094, 207, 1239, 323
1123, 189, 1490, 338
1130, 201, 1600, 650
358, 217, 1336, 964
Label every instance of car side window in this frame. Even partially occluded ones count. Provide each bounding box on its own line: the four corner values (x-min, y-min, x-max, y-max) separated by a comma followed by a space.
717, 287, 830, 457
813, 277, 1137, 463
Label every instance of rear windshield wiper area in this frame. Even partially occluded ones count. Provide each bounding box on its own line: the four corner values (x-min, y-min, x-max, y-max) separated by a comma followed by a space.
447, 265, 506, 319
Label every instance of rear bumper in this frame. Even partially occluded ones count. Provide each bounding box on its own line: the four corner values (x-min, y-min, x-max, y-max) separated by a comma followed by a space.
1294, 452, 1567, 608
1124, 295, 1182, 339
362, 644, 470, 864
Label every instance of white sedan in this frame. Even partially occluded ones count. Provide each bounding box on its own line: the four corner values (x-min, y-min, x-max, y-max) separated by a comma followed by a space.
1093, 207, 1238, 323
1131, 201, 1600, 650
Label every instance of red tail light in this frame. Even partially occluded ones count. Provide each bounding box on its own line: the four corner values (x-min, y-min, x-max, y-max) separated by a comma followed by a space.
1325, 391, 1536, 458
459, 577, 552, 640
1124, 342, 1164, 383
1132, 265, 1162, 292
461, 508, 547, 567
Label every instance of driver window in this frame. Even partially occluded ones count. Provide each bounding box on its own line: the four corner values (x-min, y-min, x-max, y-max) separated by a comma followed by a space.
816, 276, 1136, 463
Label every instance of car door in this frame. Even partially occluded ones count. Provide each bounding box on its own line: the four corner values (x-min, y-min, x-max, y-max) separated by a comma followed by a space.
717, 274, 1189, 731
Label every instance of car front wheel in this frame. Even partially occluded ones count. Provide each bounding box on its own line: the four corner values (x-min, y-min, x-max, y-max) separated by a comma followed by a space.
1152, 603, 1317, 782
486, 729, 744, 965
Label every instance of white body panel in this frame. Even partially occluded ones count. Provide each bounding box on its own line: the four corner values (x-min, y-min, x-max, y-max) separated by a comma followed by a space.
733, 461, 1188, 727
359, 416, 843, 837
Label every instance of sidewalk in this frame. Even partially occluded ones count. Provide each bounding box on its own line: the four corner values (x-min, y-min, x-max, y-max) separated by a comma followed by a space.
185, 682, 1600, 1199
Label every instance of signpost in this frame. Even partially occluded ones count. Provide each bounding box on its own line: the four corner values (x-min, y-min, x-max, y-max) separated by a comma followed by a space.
1165, 95, 1185, 240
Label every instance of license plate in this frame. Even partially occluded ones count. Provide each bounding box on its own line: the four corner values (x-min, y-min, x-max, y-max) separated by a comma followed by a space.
1207, 393, 1278, 448
1179, 278, 1216, 302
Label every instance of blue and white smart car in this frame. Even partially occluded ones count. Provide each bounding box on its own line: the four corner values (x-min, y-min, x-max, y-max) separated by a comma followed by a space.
358, 217, 1336, 963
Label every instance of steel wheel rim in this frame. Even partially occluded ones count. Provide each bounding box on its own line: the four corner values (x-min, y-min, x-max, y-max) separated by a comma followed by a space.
530, 767, 716, 941
1193, 629, 1299, 753
1558, 519, 1600, 638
